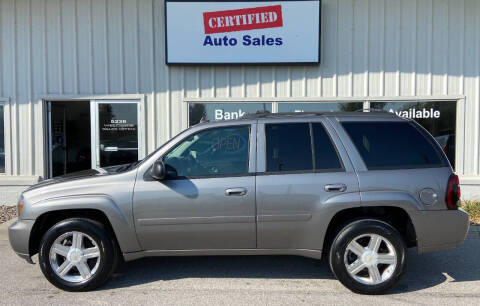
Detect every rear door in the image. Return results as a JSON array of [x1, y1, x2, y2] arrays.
[[255, 118, 360, 251]]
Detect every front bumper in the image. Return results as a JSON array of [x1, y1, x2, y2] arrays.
[[411, 208, 470, 253], [8, 219, 35, 264]]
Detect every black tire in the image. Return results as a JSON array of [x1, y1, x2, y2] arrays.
[[328, 219, 407, 295], [38, 218, 119, 291]]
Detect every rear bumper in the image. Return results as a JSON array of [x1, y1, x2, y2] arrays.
[[411, 208, 470, 253], [8, 219, 35, 264]]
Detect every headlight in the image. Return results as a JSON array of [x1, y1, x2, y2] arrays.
[[17, 197, 24, 216]]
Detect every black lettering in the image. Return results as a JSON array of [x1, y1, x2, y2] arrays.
[[275, 37, 283, 45], [203, 35, 213, 46], [213, 37, 222, 46], [243, 35, 252, 46]]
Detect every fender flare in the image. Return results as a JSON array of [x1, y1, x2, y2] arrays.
[[27, 194, 141, 253]]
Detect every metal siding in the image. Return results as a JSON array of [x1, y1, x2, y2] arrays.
[[0, 0, 478, 181]]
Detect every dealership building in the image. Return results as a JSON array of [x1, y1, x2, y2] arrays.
[[0, 0, 479, 204]]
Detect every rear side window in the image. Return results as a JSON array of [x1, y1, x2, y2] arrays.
[[312, 123, 343, 171], [265, 123, 344, 173], [266, 123, 313, 172], [342, 121, 447, 170]]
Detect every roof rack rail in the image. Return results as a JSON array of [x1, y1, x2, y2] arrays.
[[356, 108, 392, 113], [241, 109, 398, 120]]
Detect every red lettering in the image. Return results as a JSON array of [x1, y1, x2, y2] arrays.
[[203, 5, 283, 34]]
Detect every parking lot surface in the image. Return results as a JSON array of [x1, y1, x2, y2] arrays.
[[0, 225, 479, 305]]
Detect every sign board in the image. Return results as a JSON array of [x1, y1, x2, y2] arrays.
[[165, 0, 321, 64]]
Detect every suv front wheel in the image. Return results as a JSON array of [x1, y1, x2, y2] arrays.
[[38, 218, 118, 291], [329, 219, 407, 295]]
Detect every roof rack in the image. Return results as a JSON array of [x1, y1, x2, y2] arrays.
[[241, 111, 322, 119], [355, 108, 392, 113], [241, 109, 397, 120]]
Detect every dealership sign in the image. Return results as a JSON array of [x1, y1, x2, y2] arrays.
[[165, 0, 321, 64]]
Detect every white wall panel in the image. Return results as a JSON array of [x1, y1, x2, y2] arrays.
[[0, 0, 479, 185]]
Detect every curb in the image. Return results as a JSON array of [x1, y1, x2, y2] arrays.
[[0, 218, 17, 241]]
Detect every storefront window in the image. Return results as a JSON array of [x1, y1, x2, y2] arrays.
[[278, 102, 363, 113], [371, 101, 457, 168], [98, 103, 139, 168], [189, 103, 272, 126], [0, 104, 4, 173]]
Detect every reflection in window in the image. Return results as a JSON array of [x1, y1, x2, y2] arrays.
[[99, 103, 139, 167], [164, 126, 250, 177], [371, 101, 456, 168], [266, 123, 313, 172], [278, 102, 363, 113], [343, 121, 446, 170], [189, 103, 272, 126], [0, 104, 4, 173]]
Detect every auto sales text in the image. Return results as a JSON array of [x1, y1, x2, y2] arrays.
[[203, 34, 283, 47]]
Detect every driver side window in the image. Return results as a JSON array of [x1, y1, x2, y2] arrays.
[[163, 125, 250, 178]]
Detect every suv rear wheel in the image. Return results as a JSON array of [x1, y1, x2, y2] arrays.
[[329, 219, 407, 295], [38, 218, 118, 291]]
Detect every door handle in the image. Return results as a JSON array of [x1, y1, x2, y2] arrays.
[[225, 187, 247, 196], [324, 184, 347, 192]]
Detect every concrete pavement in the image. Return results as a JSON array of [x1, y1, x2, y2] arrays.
[[1, 220, 479, 305]]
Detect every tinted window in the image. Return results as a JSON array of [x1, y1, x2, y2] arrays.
[[342, 121, 446, 169], [371, 101, 456, 168], [312, 123, 343, 171], [266, 123, 313, 172], [164, 126, 250, 177], [278, 102, 363, 113], [189, 103, 272, 126]]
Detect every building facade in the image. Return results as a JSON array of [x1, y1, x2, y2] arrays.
[[0, 0, 479, 204]]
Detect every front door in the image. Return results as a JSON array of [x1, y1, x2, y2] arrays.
[[133, 124, 257, 251], [91, 101, 141, 169]]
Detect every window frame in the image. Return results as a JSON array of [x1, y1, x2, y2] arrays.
[[262, 121, 345, 175], [161, 124, 253, 180], [0, 100, 5, 174], [341, 120, 450, 171]]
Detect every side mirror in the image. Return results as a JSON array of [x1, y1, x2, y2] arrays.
[[150, 160, 166, 180]]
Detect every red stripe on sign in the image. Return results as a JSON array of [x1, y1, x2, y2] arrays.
[[203, 5, 283, 34]]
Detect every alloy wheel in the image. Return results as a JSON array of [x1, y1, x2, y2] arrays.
[[49, 231, 101, 283], [343, 233, 397, 285]]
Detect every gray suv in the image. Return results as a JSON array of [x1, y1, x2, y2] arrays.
[[9, 111, 469, 294]]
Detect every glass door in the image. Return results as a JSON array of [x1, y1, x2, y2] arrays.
[[91, 100, 141, 169], [48, 102, 67, 177]]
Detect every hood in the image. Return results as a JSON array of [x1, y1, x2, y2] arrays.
[[27, 164, 131, 191]]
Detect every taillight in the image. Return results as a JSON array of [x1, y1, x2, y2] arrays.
[[445, 174, 460, 209]]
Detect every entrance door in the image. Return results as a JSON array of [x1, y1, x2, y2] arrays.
[[91, 101, 141, 169], [47, 101, 92, 178], [49, 103, 67, 177]]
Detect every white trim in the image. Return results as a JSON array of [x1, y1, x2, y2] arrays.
[[459, 176, 480, 185], [183, 95, 466, 103], [37, 94, 145, 101], [0, 175, 39, 186]]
